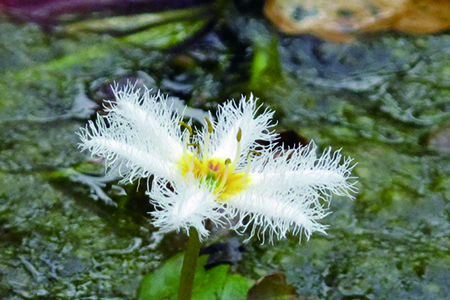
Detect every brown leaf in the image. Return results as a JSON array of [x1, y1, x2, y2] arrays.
[[247, 273, 312, 300]]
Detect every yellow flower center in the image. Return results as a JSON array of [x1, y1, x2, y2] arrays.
[[177, 119, 258, 201], [179, 153, 250, 200]]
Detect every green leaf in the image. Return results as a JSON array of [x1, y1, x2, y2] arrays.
[[62, 5, 213, 35], [119, 19, 208, 49], [221, 273, 255, 300], [137, 254, 254, 300], [137, 253, 184, 300]]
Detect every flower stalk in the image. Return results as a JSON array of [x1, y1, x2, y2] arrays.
[[178, 227, 201, 300]]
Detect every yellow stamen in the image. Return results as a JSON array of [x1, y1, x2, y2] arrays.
[[204, 117, 214, 134], [187, 143, 201, 173], [243, 150, 261, 181], [179, 121, 193, 153], [216, 159, 231, 193], [202, 117, 214, 166], [177, 126, 251, 201], [230, 127, 242, 172], [178, 153, 250, 200], [179, 121, 193, 136]]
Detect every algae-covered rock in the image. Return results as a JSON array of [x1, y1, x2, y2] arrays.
[[221, 3, 450, 299], [0, 15, 216, 299], [0, 171, 160, 299]]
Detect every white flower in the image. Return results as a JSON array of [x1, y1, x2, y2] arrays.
[[78, 83, 356, 242]]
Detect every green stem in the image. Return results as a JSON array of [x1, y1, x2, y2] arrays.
[[178, 227, 201, 300]]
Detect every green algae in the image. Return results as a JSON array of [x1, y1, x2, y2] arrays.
[[1, 3, 450, 300]]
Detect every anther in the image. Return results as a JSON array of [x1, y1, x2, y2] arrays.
[[204, 117, 214, 134], [248, 150, 261, 157], [187, 143, 201, 153], [243, 150, 260, 181], [230, 128, 242, 172], [202, 118, 214, 164], [180, 121, 193, 154], [179, 121, 193, 136]]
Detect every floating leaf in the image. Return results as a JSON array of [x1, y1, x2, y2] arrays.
[[137, 254, 254, 300], [247, 273, 308, 300]]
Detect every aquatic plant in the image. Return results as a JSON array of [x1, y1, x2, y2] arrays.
[[78, 83, 356, 300]]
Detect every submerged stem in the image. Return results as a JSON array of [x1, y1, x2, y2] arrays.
[[178, 227, 201, 300]]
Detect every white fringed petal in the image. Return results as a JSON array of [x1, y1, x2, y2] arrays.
[[148, 177, 225, 240], [206, 95, 277, 164], [78, 84, 186, 182], [104, 84, 184, 164], [78, 116, 178, 182], [250, 142, 357, 202], [226, 187, 329, 243]]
